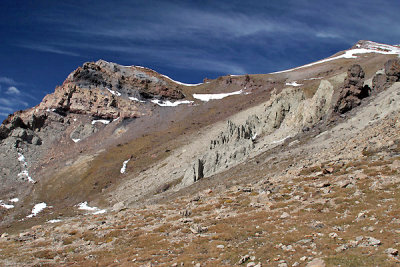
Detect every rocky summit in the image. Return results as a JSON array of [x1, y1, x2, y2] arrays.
[[1, 40, 400, 266]]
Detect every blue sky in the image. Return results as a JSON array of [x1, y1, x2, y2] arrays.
[[1, 0, 399, 122]]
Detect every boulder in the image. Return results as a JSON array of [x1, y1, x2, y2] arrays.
[[344, 64, 365, 87], [385, 58, 400, 82], [372, 73, 387, 92], [334, 64, 370, 113], [371, 59, 400, 93]]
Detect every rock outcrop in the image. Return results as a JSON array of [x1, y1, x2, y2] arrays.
[[67, 60, 185, 100], [334, 64, 369, 113], [182, 77, 337, 186], [372, 59, 400, 92], [182, 118, 257, 186], [36, 60, 187, 120], [39, 83, 142, 119], [385, 58, 400, 82], [0, 114, 44, 145]]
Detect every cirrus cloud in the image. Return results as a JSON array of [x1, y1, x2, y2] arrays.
[[6, 86, 21, 95]]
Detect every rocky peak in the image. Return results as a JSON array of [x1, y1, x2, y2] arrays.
[[33, 60, 188, 119], [64, 59, 185, 100]]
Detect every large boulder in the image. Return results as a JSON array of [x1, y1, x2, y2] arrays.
[[385, 58, 400, 82], [344, 64, 365, 87], [334, 64, 370, 114], [372, 73, 387, 92], [371, 59, 400, 93]]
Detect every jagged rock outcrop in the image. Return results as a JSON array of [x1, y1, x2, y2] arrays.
[[0, 114, 44, 145], [181, 76, 339, 187], [182, 118, 258, 186], [36, 60, 187, 120], [372, 59, 400, 92], [385, 59, 400, 82], [39, 84, 141, 119], [66, 60, 185, 100], [334, 64, 369, 113]]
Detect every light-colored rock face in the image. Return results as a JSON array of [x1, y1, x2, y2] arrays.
[[182, 119, 257, 186], [182, 77, 337, 186]]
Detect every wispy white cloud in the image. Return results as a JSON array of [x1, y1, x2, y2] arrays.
[[18, 44, 80, 57], [0, 77, 18, 85], [0, 106, 14, 113], [11, 0, 400, 78], [6, 86, 21, 95], [0, 97, 28, 108], [316, 32, 342, 39]]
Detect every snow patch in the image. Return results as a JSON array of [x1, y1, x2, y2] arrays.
[[18, 153, 26, 165], [107, 88, 122, 96], [161, 74, 202, 86], [120, 159, 130, 174], [77, 201, 106, 215], [93, 209, 106, 215], [150, 99, 193, 107], [92, 119, 111, 125], [0, 201, 14, 209], [17, 153, 35, 183], [10, 198, 19, 203], [271, 41, 400, 74], [48, 219, 62, 223], [129, 96, 146, 103], [193, 89, 243, 102], [27, 203, 47, 218], [72, 138, 80, 143], [285, 81, 303, 87]]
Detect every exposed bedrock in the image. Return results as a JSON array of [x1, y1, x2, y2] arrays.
[[372, 59, 400, 92], [182, 77, 336, 186], [334, 64, 370, 114]]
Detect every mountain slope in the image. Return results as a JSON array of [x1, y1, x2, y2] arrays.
[[1, 40, 400, 266]]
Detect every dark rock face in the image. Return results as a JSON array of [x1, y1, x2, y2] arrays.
[[0, 125, 11, 140], [27, 114, 47, 131], [372, 73, 387, 92], [385, 59, 400, 82], [335, 64, 370, 114], [372, 59, 400, 93]]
